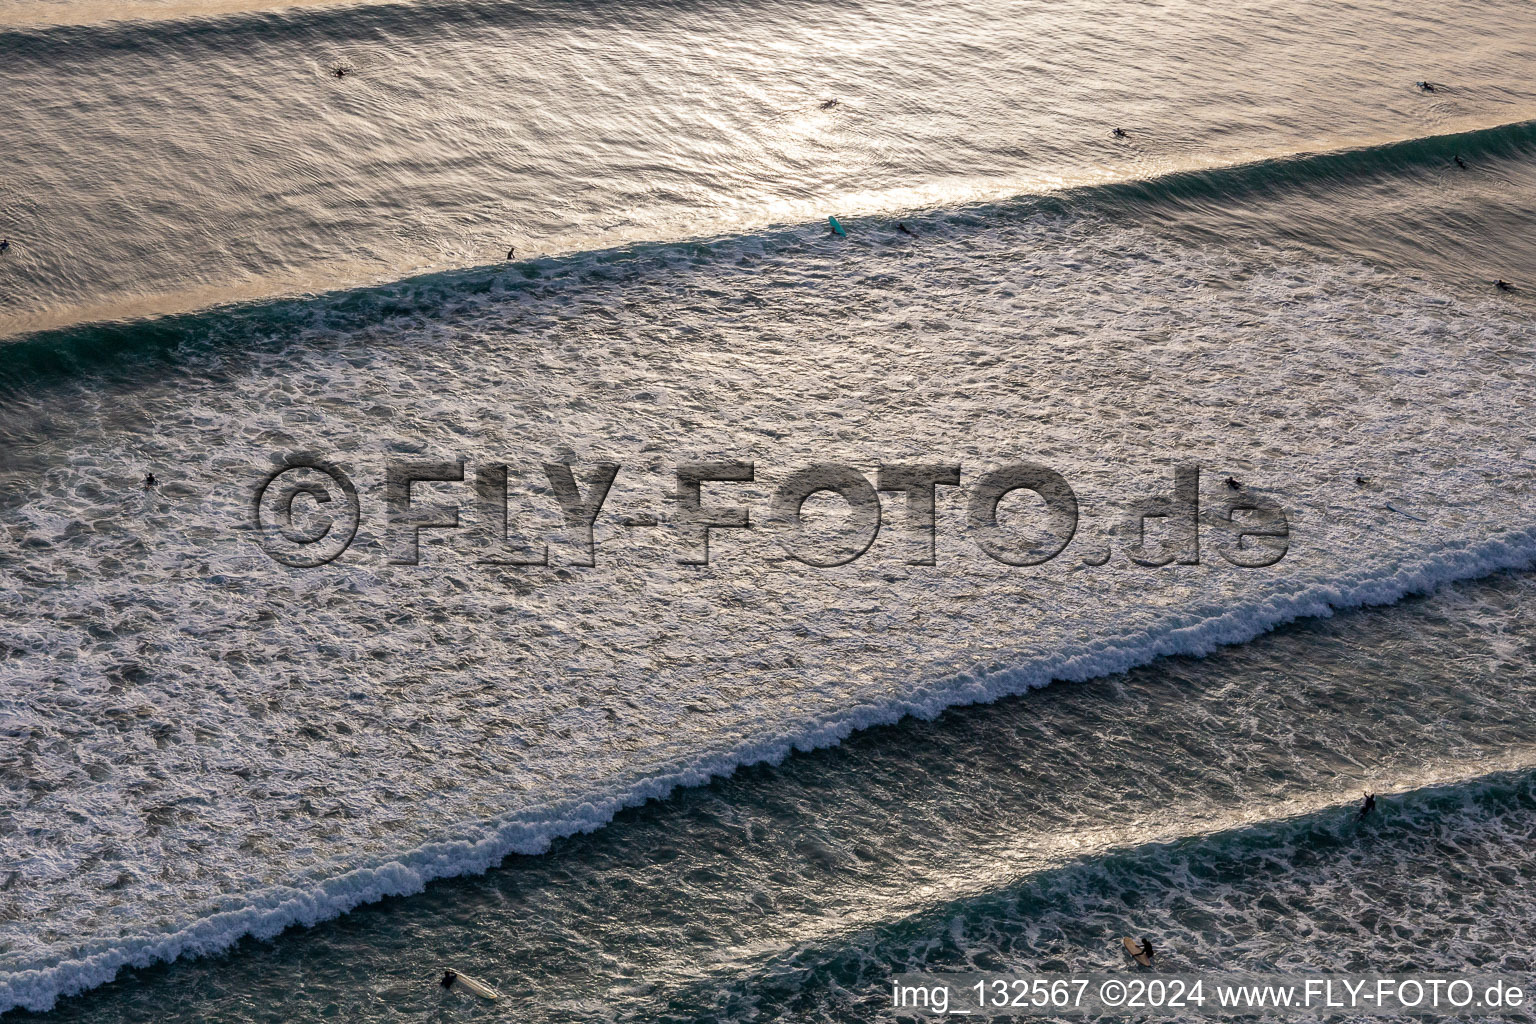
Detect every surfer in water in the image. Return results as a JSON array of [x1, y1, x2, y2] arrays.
[[897, 222, 916, 237], [1358, 792, 1376, 819], [820, 98, 840, 110], [1224, 476, 1242, 490], [1496, 279, 1515, 292], [506, 245, 516, 261], [1111, 127, 1129, 138], [1416, 81, 1436, 92], [440, 970, 458, 989], [143, 472, 158, 490], [1354, 475, 1370, 486], [0, 239, 9, 254], [1454, 154, 1468, 170], [1140, 938, 1156, 963]]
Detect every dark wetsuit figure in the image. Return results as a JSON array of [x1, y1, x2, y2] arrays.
[[1112, 127, 1129, 138], [1496, 279, 1515, 292], [143, 473, 157, 489], [1358, 792, 1377, 819], [897, 223, 916, 236]]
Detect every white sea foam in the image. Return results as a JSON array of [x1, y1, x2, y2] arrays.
[[2, 214, 1535, 1012]]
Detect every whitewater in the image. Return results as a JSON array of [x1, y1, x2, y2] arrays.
[[5, 0, 1536, 1018], [3, 203, 1536, 1012]]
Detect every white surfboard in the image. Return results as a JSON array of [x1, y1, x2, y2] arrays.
[[443, 969, 501, 1000], [1383, 503, 1427, 523]]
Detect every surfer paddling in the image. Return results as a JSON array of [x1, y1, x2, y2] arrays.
[[1111, 127, 1129, 138], [1496, 279, 1516, 292], [439, 968, 500, 1000]]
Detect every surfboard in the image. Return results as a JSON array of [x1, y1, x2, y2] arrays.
[[1383, 503, 1427, 523], [445, 970, 501, 1000], [828, 216, 846, 236], [1122, 937, 1152, 967]]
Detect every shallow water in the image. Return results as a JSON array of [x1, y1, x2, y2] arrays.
[[15, 570, 1536, 1022], [3, 0, 1536, 1018]]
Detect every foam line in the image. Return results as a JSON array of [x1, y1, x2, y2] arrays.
[[6, 527, 1536, 1014]]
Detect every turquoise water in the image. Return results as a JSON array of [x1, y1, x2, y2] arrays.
[[3, 0, 1536, 1019]]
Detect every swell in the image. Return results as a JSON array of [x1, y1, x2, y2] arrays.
[[0, 235, 749, 400], [7, 526, 1536, 1014], [4, 118, 1533, 400], [1, 0, 521, 63], [1052, 117, 1536, 216], [0, 0, 772, 61], [662, 765, 1536, 1016]]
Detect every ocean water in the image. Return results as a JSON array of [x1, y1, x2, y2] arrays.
[[2, 0, 1536, 1020]]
